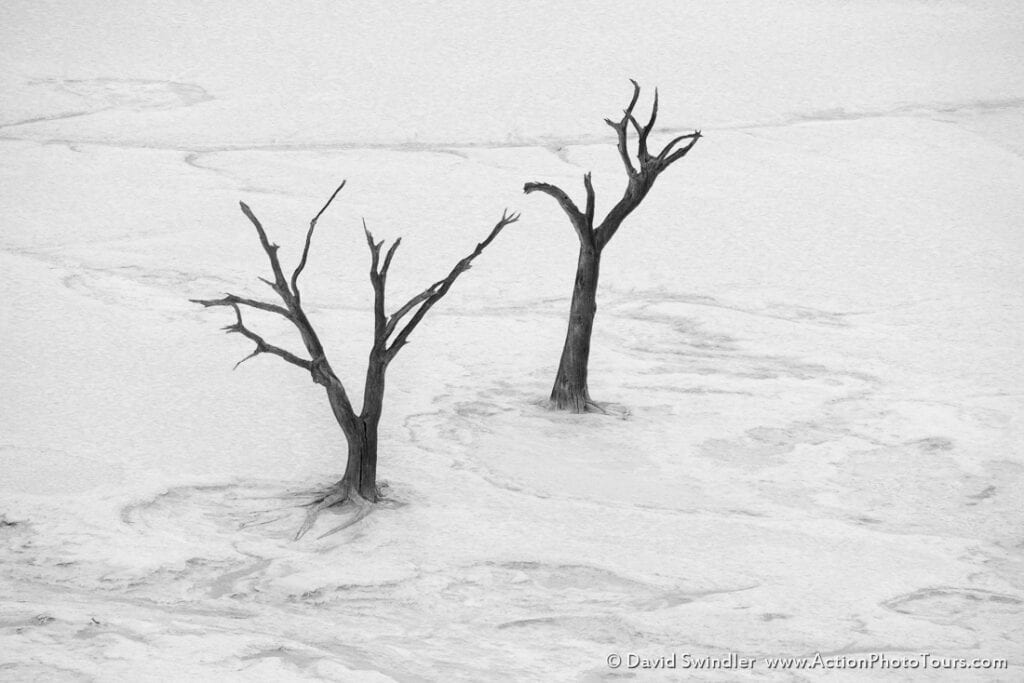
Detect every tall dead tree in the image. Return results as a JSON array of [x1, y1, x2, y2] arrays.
[[524, 81, 701, 412], [193, 182, 517, 536]]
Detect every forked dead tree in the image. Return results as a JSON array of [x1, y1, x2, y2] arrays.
[[524, 81, 701, 412], [193, 182, 517, 537]]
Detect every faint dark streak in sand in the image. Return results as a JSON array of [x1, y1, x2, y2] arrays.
[[0, 107, 115, 131], [4, 96, 1023, 155], [1, 78, 213, 131]]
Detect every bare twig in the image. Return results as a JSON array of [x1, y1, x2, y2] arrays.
[[220, 302, 312, 371], [190, 293, 291, 319], [384, 283, 438, 338], [603, 79, 643, 177], [659, 130, 703, 165], [583, 172, 595, 229], [292, 180, 346, 304], [380, 238, 401, 279], [385, 209, 519, 359], [239, 202, 290, 299], [364, 220, 388, 338]]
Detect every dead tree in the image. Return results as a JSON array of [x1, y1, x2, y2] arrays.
[[193, 182, 517, 537], [524, 81, 701, 412]]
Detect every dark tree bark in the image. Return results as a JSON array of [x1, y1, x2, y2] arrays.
[[524, 81, 701, 412], [550, 244, 600, 411], [193, 182, 517, 536]]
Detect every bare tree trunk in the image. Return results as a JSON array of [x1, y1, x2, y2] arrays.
[[551, 245, 601, 411], [337, 418, 378, 500], [325, 385, 363, 498], [326, 350, 386, 500], [352, 351, 386, 501], [356, 416, 379, 500]]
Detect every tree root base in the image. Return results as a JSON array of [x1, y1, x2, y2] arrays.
[[547, 396, 629, 418], [294, 482, 378, 541]]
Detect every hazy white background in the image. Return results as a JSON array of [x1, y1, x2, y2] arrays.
[[2, 1, 1023, 680]]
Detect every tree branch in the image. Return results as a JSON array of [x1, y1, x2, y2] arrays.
[[644, 88, 659, 139], [239, 201, 290, 301], [590, 83, 701, 250], [385, 209, 519, 359], [523, 181, 591, 244], [635, 87, 658, 162], [363, 220, 387, 339], [583, 172, 595, 229], [380, 238, 401, 279], [190, 293, 291, 319], [603, 79, 643, 178], [659, 130, 702, 165], [523, 182, 582, 222], [384, 281, 439, 339], [220, 302, 312, 371], [604, 118, 637, 177], [196, 187, 354, 419], [291, 180, 346, 305], [363, 220, 383, 269]]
